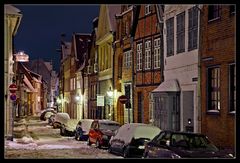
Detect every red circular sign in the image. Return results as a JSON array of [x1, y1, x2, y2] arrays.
[[119, 95, 128, 104], [9, 84, 17, 93]]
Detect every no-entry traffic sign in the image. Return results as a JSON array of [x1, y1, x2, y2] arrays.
[[9, 84, 17, 93], [119, 95, 128, 104]]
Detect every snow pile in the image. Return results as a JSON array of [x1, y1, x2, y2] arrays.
[[13, 125, 27, 132], [17, 136, 34, 144], [6, 140, 38, 149], [37, 144, 80, 149]]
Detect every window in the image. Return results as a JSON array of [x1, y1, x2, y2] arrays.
[[177, 12, 185, 53], [188, 7, 198, 51], [166, 17, 174, 57], [208, 5, 220, 21], [154, 38, 160, 69], [145, 5, 151, 15], [230, 5, 235, 15], [207, 67, 220, 111], [136, 43, 142, 71], [229, 64, 236, 113], [145, 40, 151, 70], [124, 50, 132, 68]]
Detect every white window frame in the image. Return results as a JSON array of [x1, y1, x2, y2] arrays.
[[145, 5, 151, 15], [154, 38, 160, 69], [137, 43, 142, 71], [145, 40, 151, 70], [124, 50, 132, 68]]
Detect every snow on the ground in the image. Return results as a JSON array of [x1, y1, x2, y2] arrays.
[[5, 137, 91, 150]]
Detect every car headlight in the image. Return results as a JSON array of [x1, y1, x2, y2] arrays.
[[102, 135, 108, 140], [171, 153, 181, 158]]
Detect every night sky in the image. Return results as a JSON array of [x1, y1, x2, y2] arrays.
[[13, 4, 100, 73]]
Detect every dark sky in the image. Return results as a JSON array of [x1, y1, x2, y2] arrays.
[[13, 4, 100, 73]]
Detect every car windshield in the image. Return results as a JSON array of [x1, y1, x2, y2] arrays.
[[171, 133, 219, 152], [99, 123, 120, 131]]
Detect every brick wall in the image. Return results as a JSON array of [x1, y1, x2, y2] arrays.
[[200, 5, 235, 150]]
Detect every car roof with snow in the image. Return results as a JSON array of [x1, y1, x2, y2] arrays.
[[110, 123, 161, 145], [54, 113, 70, 124]]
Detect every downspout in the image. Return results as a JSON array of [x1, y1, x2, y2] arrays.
[[130, 36, 134, 123], [196, 5, 202, 133], [111, 31, 115, 121]]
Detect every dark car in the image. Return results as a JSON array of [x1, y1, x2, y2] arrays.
[[75, 119, 94, 141], [39, 107, 57, 121], [143, 130, 234, 158], [108, 123, 161, 158], [88, 119, 120, 148]]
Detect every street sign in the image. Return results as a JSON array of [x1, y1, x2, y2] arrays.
[[9, 83, 17, 93], [97, 95, 104, 106], [119, 95, 128, 104], [10, 93, 17, 101]]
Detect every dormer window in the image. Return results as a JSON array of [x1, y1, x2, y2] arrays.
[[145, 5, 151, 15]]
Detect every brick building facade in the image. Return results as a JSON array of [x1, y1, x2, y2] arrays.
[[114, 5, 134, 125], [132, 5, 162, 123], [200, 5, 235, 151]]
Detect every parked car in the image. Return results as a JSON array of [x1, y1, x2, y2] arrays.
[[75, 119, 94, 141], [60, 119, 79, 136], [88, 119, 120, 148], [52, 112, 70, 129], [108, 123, 161, 158], [39, 107, 57, 121], [143, 130, 234, 158]]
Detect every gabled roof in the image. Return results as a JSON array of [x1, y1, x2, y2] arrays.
[[72, 33, 91, 70], [107, 5, 121, 32], [96, 5, 121, 41]]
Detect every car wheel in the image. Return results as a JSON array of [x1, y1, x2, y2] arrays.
[[60, 126, 66, 136], [75, 133, 79, 141], [108, 146, 112, 153], [87, 138, 92, 146], [123, 146, 129, 158], [96, 139, 101, 148]]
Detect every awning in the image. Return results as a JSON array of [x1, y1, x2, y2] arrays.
[[23, 75, 37, 92], [152, 79, 180, 93]]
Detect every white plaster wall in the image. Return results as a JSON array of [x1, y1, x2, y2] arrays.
[[163, 5, 200, 133]]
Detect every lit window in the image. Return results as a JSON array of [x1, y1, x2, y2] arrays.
[[207, 67, 220, 111]]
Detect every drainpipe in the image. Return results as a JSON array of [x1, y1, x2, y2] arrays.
[[130, 36, 135, 123], [112, 32, 116, 121], [195, 5, 203, 133]]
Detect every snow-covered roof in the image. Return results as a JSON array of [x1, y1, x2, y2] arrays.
[[152, 79, 180, 92]]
